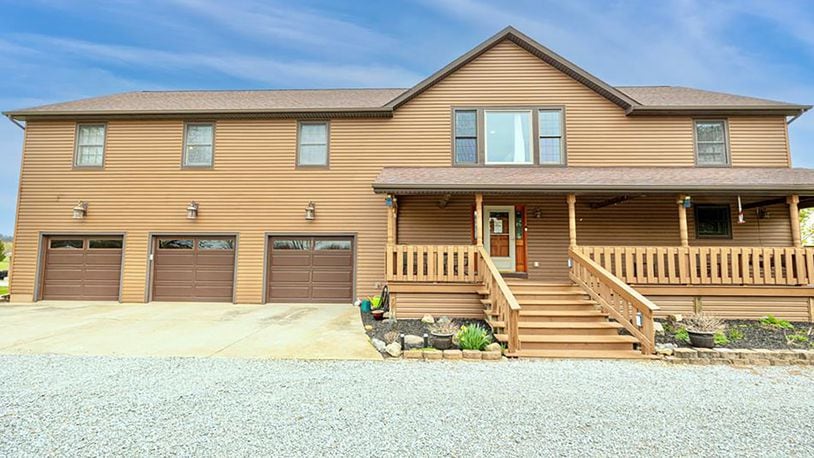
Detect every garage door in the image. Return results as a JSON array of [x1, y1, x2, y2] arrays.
[[267, 236, 354, 303], [152, 236, 235, 302], [42, 236, 123, 301]]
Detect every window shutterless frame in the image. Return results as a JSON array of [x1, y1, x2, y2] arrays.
[[73, 122, 107, 169], [296, 120, 330, 168], [694, 204, 733, 239], [693, 119, 730, 167], [450, 106, 567, 166], [182, 121, 216, 168]]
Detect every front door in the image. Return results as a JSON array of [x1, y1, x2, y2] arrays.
[[483, 205, 515, 272]]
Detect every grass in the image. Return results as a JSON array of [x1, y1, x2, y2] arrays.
[[0, 241, 11, 271], [0, 285, 7, 296]]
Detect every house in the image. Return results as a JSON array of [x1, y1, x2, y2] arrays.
[[5, 27, 814, 357]]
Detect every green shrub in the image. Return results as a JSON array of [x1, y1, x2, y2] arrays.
[[0, 240, 5, 264], [726, 327, 745, 342], [674, 327, 689, 343], [787, 332, 810, 346], [760, 315, 794, 330], [714, 330, 729, 346], [456, 324, 491, 350]]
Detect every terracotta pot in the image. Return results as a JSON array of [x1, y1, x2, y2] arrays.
[[688, 330, 715, 348], [371, 309, 385, 321], [431, 332, 454, 350]]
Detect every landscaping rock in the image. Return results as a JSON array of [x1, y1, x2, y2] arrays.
[[383, 330, 399, 345], [436, 316, 451, 325], [421, 314, 435, 324], [462, 350, 482, 360], [484, 342, 502, 352], [482, 350, 502, 361], [371, 338, 386, 353], [668, 314, 683, 322], [403, 349, 423, 359], [423, 350, 442, 360], [364, 325, 374, 332], [443, 349, 462, 360], [655, 346, 673, 356], [653, 322, 664, 334], [385, 342, 402, 357], [673, 348, 697, 359], [403, 334, 424, 350]]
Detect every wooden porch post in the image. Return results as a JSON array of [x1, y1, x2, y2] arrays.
[[677, 194, 689, 247], [788, 194, 802, 247], [567, 194, 577, 247], [386, 194, 398, 246], [475, 193, 484, 247]]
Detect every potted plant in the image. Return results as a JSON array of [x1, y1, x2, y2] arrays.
[[370, 296, 385, 320], [684, 314, 724, 348], [429, 319, 460, 350]]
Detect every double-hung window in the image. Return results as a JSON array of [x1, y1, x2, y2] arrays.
[[538, 109, 564, 165], [453, 110, 477, 164], [695, 120, 729, 166], [484, 110, 532, 164], [183, 123, 214, 167], [298, 122, 329, 166], [695, 204, 732, 238], [75, 124, 106, 167]]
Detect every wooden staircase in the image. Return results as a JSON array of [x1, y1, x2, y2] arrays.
[[483, 280, 646, 359]]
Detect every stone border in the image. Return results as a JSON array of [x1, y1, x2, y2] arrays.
[[401, 348, 504, 361], [661, 347, 814, 366]]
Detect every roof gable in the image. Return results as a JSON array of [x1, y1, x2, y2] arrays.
[[385, 26, 640, 110]]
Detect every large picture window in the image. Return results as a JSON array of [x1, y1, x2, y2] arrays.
[[484, 110, 532, 164]]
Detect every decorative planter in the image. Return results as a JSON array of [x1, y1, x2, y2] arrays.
[[430, 332, 455, 350], [688, 330, 715, 348], [371, 309, 385, 321]]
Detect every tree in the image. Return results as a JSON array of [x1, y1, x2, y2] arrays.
[[0, 240, 5, 264], [801, 208, 814, 247]]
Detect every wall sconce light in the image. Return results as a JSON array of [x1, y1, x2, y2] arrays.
[[72, 201, 88, 220], [186, 201, 199, 220], [385, 195, 397, 207], [682, 196, 693, 208], [305, 201, 316, 221]]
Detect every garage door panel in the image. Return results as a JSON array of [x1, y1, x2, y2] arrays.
[[151, 236, 235, 302], [154, 253, 195, 266], [196, 254, 235, 266], [85, 252, 123, 266], [193, 285, 233, 300], [42, 236, 123, 301], [153, 269, 195, 282], [83, 268, 121, 281], [46, 252, 85, 265], [268, 236, 353, 303], [194, 269, 234, 282], [44, 268, 84, 281], [83, 284, 121, 298]]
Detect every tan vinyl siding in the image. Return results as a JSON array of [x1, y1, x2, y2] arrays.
[[648, 295, 810, 322], [9, 39, 795, 303], [393, 292, 484, 319]]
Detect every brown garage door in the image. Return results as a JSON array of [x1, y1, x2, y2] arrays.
[[267, 236, 354, 303], [152, 236, 235, 302], [42, 236, 123, 301]]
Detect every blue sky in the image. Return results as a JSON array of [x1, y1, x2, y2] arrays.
[[1, 0, 813, 236]]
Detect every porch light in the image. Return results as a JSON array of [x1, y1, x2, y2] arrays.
[[305, 201, 316, 220], [186, 201, 199, 220], [72, 201, 88, 220], [385, 195, 397, 207], [682, 196, 692, 208]]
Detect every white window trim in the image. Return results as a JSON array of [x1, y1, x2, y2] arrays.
[[183, 122, 215, 168], [74, 123, 106, 168], [694, 119, 730, 167], [297, 121, 330, 167], [484, 109, 534, 165]]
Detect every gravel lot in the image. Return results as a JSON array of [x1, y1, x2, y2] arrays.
[[1, 355, 813, 457]]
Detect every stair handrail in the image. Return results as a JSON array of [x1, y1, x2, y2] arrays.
[[569, 246, 660, 354], [477, 246, 521, 353]]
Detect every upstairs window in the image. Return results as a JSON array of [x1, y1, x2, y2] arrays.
[[539, 109, 564, 165], [695, 120, 729, 166], [454, 110, 477, 164], [695, 204, 731, 238], [183, 123, 214, 167], [75, 124, 106, 167], [484, 110, 532, 164], [298, 122, 329, 166]]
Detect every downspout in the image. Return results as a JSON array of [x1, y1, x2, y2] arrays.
[[5, 114, 25, 130]]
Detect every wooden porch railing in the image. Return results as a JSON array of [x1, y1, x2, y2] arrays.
[[386, 244, 478, 283], [577, 246, 814, 287], [477, 246, 521, 353], [569, 247, 659, 355]]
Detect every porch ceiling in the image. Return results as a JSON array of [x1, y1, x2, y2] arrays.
[[372, 166, 814, 195]]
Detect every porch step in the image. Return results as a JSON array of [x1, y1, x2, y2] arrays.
[[516, 298, 596, 307], [508, 349, 649, 359], [517, 334, 638, 351], [519, 321, 622, 336], [518, 310, 608, 322]]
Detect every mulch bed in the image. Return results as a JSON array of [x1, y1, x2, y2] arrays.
[[360, 310, 492, 346], [657, 319, 814, 350]]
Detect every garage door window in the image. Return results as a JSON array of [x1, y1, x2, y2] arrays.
[[198, 239, 235, 250], [315, 240, 351, 250], [159, 239, 194, 249], [50, 239, 84, 249], [89, 239, 123, 249], [272, 239, 311, 250]]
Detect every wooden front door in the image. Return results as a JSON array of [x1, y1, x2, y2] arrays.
[[483, 205, 515, 271]]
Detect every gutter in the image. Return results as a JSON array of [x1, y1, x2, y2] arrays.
[[5, 114, 24, 130], [372, 183, 814, 195]]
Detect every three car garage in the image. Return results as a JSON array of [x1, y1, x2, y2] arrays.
[[38, 234, 355, 303]]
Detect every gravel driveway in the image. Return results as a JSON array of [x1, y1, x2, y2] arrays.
[[1, 355, 812, 456]]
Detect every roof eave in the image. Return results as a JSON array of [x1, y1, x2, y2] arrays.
[[626, 105, 812, 117], [3, 106, 394, 121], [372, 183, 814, 195]]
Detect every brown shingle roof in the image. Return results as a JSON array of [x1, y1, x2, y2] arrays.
[[372, 167, 814, 194], [617, 86, 797, 107]]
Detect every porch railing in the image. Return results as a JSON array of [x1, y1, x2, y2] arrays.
[[569, 247, 659, 355], [477, 246, 521, 353], [386, 244, 479, 283], [577, 246, 814, 287]]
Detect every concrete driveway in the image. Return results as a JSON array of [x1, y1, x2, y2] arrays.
[[0, 301, 381, 360]]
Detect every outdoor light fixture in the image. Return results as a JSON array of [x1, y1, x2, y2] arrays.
[[385, 195, 397, 207], [186, 201, 199, 220], [305, 201, 316, 220], [72, 201, 88, 220], [682, 196, 693, 208]]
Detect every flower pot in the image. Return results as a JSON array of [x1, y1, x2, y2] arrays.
[[430, 332, 454, 350], [360, 299, 371, 313], [371, 309, 385, 321], [688, 330, 715, 348]]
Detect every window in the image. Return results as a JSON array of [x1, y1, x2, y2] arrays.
[[183, 123, 214, 167], [159, 239, 194, 249], [485, 110, 532, 164], [539, 109, 564, 165], [298, 122, 328, 166], [89, 239, 123, 249], [75, 124, 106, 167], [315, 240, 351, 250], [272, 239, 311, 250], [454, 110, 477, 164], [695, 205, 731, 238], [695, 120, 728, 166], [198, 239, 234, 250], [50, 239, 84, 249]]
